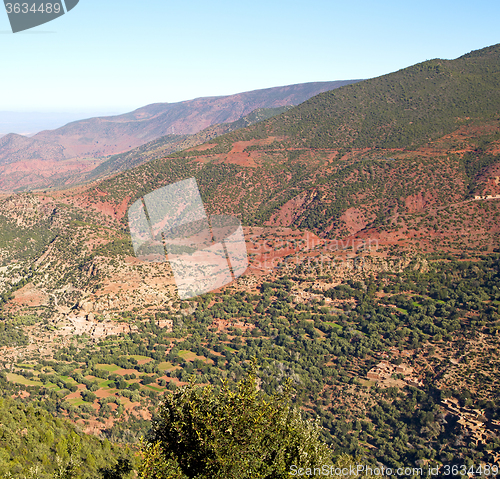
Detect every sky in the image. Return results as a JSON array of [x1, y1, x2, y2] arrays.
[[1, 0, 499, 120]]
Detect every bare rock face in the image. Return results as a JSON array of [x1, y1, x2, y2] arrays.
[[86, 312, 95, 322], [79, 300, 93, 313]]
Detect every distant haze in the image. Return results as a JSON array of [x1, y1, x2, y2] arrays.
[[0, 110, 126, 136]]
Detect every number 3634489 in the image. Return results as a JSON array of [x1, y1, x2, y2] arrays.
[[5, 3, 62, 14]]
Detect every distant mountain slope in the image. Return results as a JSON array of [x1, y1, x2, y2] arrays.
[[0, 81, 361, 192], [0, 107, 293, 192], [0, 133, 66, 164], [86, 105, 293, 181], [0, 110, 121, 136], [30, 80, 361, 159]]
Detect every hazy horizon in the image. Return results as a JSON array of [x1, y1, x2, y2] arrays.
[[0, 108, 130, 136]]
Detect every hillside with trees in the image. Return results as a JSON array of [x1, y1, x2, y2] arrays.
[[0, 44, 498, 477]]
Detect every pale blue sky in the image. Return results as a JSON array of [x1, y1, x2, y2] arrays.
[[1, 0, 499, 113]]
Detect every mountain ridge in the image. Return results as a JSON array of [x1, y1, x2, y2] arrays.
[[30, 80, 362, 158], [84, 105, 294, 182]]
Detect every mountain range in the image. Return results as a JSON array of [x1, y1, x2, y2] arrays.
[[0, 80, 360, 192], [85, 44, 500, 249]]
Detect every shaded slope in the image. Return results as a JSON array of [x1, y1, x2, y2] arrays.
[[191, 43, 500, 153], [0, 394, 132, 477]]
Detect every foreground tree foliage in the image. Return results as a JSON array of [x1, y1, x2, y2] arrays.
[[0, 397, 134, 478], [140, 364, 332, 478]]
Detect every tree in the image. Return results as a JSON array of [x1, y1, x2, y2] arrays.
[[99, 458, 134, 479], [139, 362, 332, 479]]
